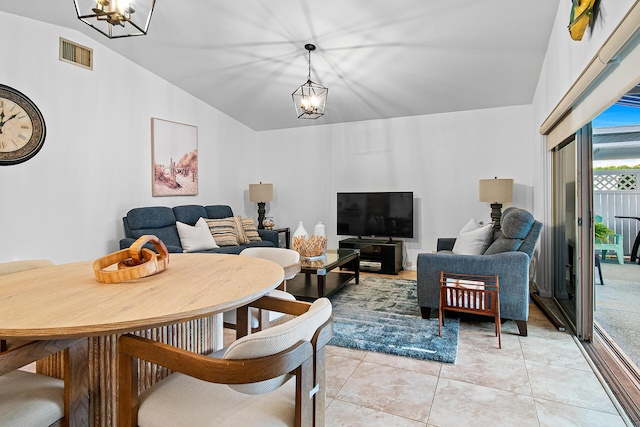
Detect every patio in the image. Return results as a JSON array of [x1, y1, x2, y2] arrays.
[[596, 257, 640, 370]]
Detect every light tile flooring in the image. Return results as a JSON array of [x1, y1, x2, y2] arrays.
[[269, 271, 630, 426]]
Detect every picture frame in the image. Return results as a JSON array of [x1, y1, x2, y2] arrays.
[[151, 118, 198, 196]]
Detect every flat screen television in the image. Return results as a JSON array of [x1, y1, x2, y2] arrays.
[[337, 191, 414, 239]]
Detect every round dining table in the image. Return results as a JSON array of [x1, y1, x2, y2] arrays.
[[0, 253, 284, 426]]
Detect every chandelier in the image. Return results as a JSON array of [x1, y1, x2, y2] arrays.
[[74, 0, 156, 39], [292, 44, 328, 119]]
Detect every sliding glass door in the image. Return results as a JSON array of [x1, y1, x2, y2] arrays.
[[552, 125, 594, 340]]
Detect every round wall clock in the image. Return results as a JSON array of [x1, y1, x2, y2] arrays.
[[0, 84, 46, 165]]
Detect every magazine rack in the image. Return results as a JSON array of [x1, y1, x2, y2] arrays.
[[439, 271, 501, 348]]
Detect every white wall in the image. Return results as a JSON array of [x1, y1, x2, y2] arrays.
[[0, 12, 256, 264], [530, 0, 638, 294], [256, 105, 535, 267]]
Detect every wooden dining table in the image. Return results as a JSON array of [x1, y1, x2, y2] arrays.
[[0, 253, 284, 426]]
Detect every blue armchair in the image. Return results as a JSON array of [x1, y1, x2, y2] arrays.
[[417, 208, 542, 336]]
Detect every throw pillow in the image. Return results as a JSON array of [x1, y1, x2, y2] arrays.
[[232, 216, 250, 245], [176, 218, 219, 252], [452, 219, 494, 255], [241, 217, 262, 242], [205, 217, 240, 246]]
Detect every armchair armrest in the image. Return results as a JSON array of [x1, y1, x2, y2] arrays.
[[437, 238, 456, 252], [258, 229, 279, 246], [417, 251, 531, 324]]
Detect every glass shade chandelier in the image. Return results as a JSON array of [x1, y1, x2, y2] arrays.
[[292, 44, 328, 119], [74, 0, 156, 39]]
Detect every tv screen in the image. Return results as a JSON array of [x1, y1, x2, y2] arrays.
[[337, 192, 414, 238]]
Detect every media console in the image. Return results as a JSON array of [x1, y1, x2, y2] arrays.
[[338, 237, 403, 274]]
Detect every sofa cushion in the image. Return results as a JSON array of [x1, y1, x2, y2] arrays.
[[501, 208, 535, 239], [127, 207, 176, 229], [452, 219, 493, 255], [131, 226, 182, 248], [483, 235, 524, 255], [205, 218, 240, 246], [173, 205, 208, 226], [176, 218, 219, 252], [205, 205, 234, 220]]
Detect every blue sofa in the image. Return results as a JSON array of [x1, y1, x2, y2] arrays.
[[119, 204, 278, 254], [416, 207, 542, 336]]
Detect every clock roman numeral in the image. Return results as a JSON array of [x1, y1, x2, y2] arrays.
[[18, 134, 27, 140], [21, 125, 30, 130], [17, 114, 26, 119]]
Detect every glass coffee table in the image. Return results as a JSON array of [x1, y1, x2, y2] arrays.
[[286, 248, 360, 300]]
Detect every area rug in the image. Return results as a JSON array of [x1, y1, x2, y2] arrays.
[[328, 276, 459, 363]]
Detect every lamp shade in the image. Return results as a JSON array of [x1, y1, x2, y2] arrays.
[[479, 178, 513, 203], [249, 183, 274, 202]]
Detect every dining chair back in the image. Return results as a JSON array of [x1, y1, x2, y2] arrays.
[[224, 248, 301, 331], [118, 296, 333, 427]]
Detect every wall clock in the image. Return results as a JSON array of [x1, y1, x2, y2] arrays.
[[0, 84, 46, 165]]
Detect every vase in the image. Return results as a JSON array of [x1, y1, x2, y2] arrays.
[[313, 221, 326, 238], [292, 221, 308, 251]]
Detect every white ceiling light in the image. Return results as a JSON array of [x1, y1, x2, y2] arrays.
[[292, 44, 328, 119], [74, 0, 156, 39]]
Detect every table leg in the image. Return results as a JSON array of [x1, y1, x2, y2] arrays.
[[213, 313, 223, 351], [66, 340, 89, 427], [355, 257, 360, 284], [318, 275, 326, 298]]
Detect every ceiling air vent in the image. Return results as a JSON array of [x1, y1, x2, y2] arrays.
[[59, 38, 93, 70]]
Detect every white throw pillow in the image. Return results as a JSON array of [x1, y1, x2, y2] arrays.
[[452, 219, 493, 255], [176, 217, 219, 252]]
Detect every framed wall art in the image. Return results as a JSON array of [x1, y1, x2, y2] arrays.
[[151, 118, 198, 196]]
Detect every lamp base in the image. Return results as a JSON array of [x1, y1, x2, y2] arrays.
[[490, 203, 503, 231], [257, 202, 266, 229]]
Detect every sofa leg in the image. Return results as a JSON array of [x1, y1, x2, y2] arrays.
[[420, 307, 432, 319], [515, 320, 528, 337]]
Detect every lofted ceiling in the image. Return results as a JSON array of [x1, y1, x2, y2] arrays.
[[1, 1, 561, 131]]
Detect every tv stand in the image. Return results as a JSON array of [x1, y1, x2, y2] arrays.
[[339, 237, 402, 274]]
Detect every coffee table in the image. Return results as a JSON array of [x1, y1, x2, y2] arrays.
[[286, 248, 360, 300]]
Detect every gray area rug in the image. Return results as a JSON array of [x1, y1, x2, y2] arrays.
[[328, 276, 459, 363]]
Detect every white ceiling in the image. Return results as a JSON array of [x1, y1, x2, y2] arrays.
[[1, 1, 561, 131]]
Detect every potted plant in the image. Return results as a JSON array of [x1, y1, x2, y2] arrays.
[[595, 222, 614, 244]]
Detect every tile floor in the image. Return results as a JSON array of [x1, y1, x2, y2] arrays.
[[322, 302, 629, 426], [222, 271, 631, 426]]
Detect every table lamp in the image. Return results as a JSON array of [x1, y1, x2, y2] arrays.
[[479, 177, 513, 231], [249, 183, 274, 229]]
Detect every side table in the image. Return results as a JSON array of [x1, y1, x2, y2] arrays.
[[272, 227, 291, 249]]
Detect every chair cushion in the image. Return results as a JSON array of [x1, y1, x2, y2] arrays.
[[484, 208, 535, 255], [224, 298, 332, 395], [0, 370, 64, 427], [138, 374, 296, 427], [500, 207, 535, 239]]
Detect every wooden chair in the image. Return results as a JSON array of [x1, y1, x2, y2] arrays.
[[0, 259, 89, 426], [223, 247, 301, 332], [118, 296, 333, 427], [439, 271, 501, 348]]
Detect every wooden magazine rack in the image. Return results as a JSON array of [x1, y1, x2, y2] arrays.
[[439, 271, 501, 348]]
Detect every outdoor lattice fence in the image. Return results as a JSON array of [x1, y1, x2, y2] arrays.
[[594, 169, 640, 257]]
